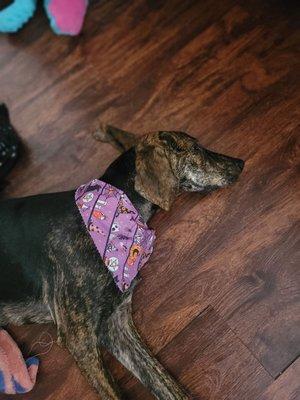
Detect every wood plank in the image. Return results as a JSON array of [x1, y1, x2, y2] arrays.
[[258, 358, 300, 400], [123, 306, 273, 400], [0, 0, 299, 398]]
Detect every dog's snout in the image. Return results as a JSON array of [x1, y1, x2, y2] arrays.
[[218, 156, 245, 186]]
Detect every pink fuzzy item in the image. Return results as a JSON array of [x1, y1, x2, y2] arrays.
[[47, 0, 88, 35], [0, 329, 39, 394]]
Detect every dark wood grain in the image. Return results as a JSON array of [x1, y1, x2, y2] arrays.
[[123, 306, 273, 400], [0, 0, 299, 399], [258, 358, 300, 400]]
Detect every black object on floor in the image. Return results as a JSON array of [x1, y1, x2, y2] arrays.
[[0, 104, 21, 185]]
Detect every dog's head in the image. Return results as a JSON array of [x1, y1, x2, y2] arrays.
[[135, 131, 244, 210]]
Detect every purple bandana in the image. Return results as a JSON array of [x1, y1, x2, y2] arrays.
[[75, 179, 155, 291]]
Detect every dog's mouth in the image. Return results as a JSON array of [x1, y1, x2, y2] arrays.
[[180, 172, 243, 192], [180, 180, 220, 193]]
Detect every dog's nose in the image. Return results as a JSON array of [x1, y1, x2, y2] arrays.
[[235, 158, 244, 172]]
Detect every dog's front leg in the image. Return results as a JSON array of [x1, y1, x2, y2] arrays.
[[100, 296, 189, 400], [64, 331, 122, 400], [52, 305, 122, 400]]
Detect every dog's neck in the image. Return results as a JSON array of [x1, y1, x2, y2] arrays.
[[101, 148, 158, 222]]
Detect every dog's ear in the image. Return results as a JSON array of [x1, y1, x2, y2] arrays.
[[135, 139, 178, 210], [93, 123, 137, 153]]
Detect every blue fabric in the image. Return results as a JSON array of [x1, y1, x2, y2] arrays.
[[25, 356, 39, 367], [43, 0, 59, 33], [0, 0, 37, 33], [12, 377, 27, 394], [44, 0, 64, 35], [0, 371, 5, 393]]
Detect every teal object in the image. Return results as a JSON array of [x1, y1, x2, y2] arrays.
[[0, 0, 37, 33]]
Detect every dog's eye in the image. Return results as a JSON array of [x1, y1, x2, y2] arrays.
[[192, 141, 204, 153], [159, 132, 184, 153]]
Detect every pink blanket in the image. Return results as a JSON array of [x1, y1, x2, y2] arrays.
[[0, 329, 38, 394]]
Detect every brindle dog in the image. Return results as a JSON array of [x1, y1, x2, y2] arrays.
[[0, 115, 244, 399]]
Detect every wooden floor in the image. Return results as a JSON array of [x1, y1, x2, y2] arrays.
[[1, 0, 299, 399]]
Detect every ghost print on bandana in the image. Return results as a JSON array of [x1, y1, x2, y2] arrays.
[[75, 179, 155, 291]]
